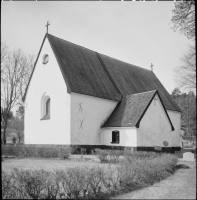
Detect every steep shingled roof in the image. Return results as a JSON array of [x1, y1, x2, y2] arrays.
[[23, 33, 181, 113], [99, 54, 181, 112], [48, 34, 121, 101], [103, 90, 174, 131]]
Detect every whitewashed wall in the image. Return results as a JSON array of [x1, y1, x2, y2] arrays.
[[24, 38, 70, 145], [70, 93, 118, 145], [137, 94, 173, 147], [102, 127, 137, 147], [167, 110, 181, 147]]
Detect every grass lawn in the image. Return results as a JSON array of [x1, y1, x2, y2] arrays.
[[2, 155, 117, 173]]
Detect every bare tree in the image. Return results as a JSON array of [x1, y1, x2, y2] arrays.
[[16, 105, 25, 120], [8, 116, 24, 144], [1, 40, 9, 81], [171, 0, 195, 40], [1, 49, 34, 144], [174, 45, 196, 90], [171, 89, 196, 136], [1, 41, 8, 64]]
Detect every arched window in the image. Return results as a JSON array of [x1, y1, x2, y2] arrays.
[[46, 98, 50, 116], [41, 93, 50, 120]]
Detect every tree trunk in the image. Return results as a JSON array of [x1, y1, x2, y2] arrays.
[[3, 128, 6, 144], [18, 133, 21, 144], [2, 122, 7, 145]]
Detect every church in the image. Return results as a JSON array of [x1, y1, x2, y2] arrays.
[[23, 33, 182, 152]]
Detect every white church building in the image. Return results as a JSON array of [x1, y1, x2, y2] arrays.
[[23, 33, 182, 153]]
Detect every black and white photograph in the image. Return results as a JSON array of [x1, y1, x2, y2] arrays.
[[1, 0, 196, 199]]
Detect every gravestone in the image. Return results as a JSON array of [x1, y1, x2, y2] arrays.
[[183, 152, 195, 161]]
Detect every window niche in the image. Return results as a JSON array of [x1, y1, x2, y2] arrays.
[[41, 93, 50, 120], [111, 130, 119, 144], [42, 54, 49, 65]]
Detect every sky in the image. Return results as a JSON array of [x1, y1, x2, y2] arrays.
[[1, 1, 193, 95]]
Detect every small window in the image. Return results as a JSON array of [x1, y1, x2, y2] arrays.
[[46, 98, 50, 116], [41, 94, 50, 120], [111, 130, 119, 144], [42, 54, 49, 64]]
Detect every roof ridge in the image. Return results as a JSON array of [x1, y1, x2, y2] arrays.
[[47, 33, 151, 72]]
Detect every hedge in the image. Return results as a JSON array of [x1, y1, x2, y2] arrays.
[[2, 152, 178, 199], [1, 145, 70, 159]]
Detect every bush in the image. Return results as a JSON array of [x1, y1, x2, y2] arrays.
[[95, 149, 122, 163], [57, 167, 86, 199], [1, 145, 25, 157], [2, 172, 16, 199], [118, 153, 178, 189], [2, 166, 106, 199], [11, 168, 49, 199], [124, 150, 160, 163], [86, 166, 105, 196], [109, 150, 122, 163], [102, 165, 121, 192], [182, 139, 196, 148], [1, 145, 70, 159], [1, 151, 178, 199], [95, 149, 109, 163]]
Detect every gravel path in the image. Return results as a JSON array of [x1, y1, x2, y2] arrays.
[[112, 161, 196, 199]]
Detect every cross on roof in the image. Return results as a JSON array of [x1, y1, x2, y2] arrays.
[[46, 21, 50, 33], [150, 63, 154, 71]]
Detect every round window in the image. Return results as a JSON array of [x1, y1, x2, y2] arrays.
[[42, 54, 49, 64]]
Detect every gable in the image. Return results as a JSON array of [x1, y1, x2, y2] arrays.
[[24, 37, 71, 144], [103, 90, 174, 131]]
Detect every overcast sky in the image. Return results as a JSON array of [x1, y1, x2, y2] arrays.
[[1, 1, 193, 94]]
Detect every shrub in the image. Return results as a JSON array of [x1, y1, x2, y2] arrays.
[[70, 145, 80, 154], [57, 167, 85, 199], [42, 170, 62, 199], [1, 145, 70, 159], [1, 145, 25, 157], [37, 147, 59, 158], [11, 168, 49, 199], [59, 147, 70, 159], [102, 165, 121, 192], [2, 172, 15, 199], [86, 166, 105, 196], [95, 149, 109, 163], [109, 150, 122, 163], [124, 150, 160, 163], [1, 152, 178, 199], [23, 146, 38, 158], [117, 159, 146, 190], [95, 149, 123, 163], [182, 139, 196, 148], [119, 153, 178, 188]]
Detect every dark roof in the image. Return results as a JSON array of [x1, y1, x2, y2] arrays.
[[23, 33, 181, 113], [99, 54, 181, 112], [103, 90, 174, 131], [48, 34, 121, 101]]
